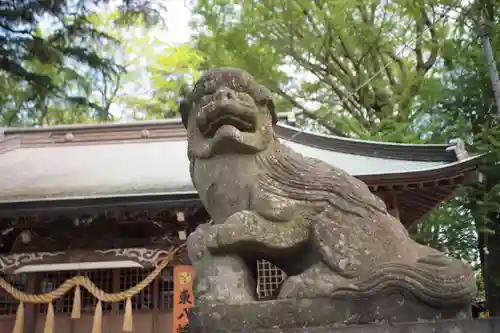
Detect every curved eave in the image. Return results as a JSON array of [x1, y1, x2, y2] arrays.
[[358, 155, 483, 186], [0, 151, 481, 205], [397, 185, 461, 228], [0, 156, 482, 224]]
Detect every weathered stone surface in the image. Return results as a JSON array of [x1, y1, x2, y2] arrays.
[[188, 297, 471, 333], [189, 317, 499, 333], [187, 222, 257, 305], [180, 67, 477, 324]]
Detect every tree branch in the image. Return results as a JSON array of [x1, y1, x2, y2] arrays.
[[415, 6, 440, 73], [272, 86, 343, 135]]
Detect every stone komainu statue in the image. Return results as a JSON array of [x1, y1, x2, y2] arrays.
[[179, 67, 476, 320]]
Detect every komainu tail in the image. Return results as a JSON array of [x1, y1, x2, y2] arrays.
[[331, 253, 477, 308]]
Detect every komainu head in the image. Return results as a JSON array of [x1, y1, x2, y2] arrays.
[[179, 67, 278, 158]]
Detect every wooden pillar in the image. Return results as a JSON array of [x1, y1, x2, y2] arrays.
[[152, 277, 160, 333], [386, 192, 400, 220], [24, 273, 38, 333]]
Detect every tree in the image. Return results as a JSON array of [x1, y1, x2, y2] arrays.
[[411, 196, 479, 265], [0, 0, 165, 124], [416, 1, 500, 314], [86, 11, 204, 120], [191, 0, 469, 141], [0, 28, 93, 126]]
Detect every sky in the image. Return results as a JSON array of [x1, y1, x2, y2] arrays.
[[160, 1, 193, 45]]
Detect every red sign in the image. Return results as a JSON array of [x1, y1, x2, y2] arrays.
[[172, 266, 194, 333]]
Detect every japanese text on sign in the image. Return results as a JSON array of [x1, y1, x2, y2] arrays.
[[173, 266, 194, 333]]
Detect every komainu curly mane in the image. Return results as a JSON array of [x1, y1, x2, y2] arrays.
[[256, 140, 386, 217]]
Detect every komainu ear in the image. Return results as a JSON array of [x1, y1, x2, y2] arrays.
[[179, 99, 191, 129], [179, 84, 193, 129], [267, 97, 278, 125], [254, 84, 278, 124]]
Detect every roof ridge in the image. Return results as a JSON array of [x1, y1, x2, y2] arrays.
[[276, 125, 461, 162], [2, 118, 184, 134], [2, 112, 296, 134], [278, 123, 452, 148], [1, 113, 466, 162]]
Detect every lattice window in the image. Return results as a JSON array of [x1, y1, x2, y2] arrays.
[[39, 270, 113, 314], [39, 271, 74, 314], [0, 274, 26, 315], [118, 268, 153, 311], [256, 260, 286, 299], [81, 270, 113, 312], [35, 267, 173, 314], [158, 268, 174, 310]]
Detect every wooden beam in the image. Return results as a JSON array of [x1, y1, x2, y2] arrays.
[[176, 211, 185, 223], [176, 211, 187, 241], [0, 247, 172, 274], [14, 260, 144, 274], [178, 230, 187, 241]]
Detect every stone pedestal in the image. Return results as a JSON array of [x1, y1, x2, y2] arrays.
[[188, 296, 471, 333], [189, 316, 495, 333]]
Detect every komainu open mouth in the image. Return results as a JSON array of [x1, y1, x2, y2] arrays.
[[199, 102, 257, 138]]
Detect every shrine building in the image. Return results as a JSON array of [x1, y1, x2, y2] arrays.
[[0, 114, 482, 333]]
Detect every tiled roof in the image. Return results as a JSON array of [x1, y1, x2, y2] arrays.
[[0, 117, 481, 225], [0, 137, 481, 202]]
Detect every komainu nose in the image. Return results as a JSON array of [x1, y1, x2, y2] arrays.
[[213, 87, 237, 101]]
